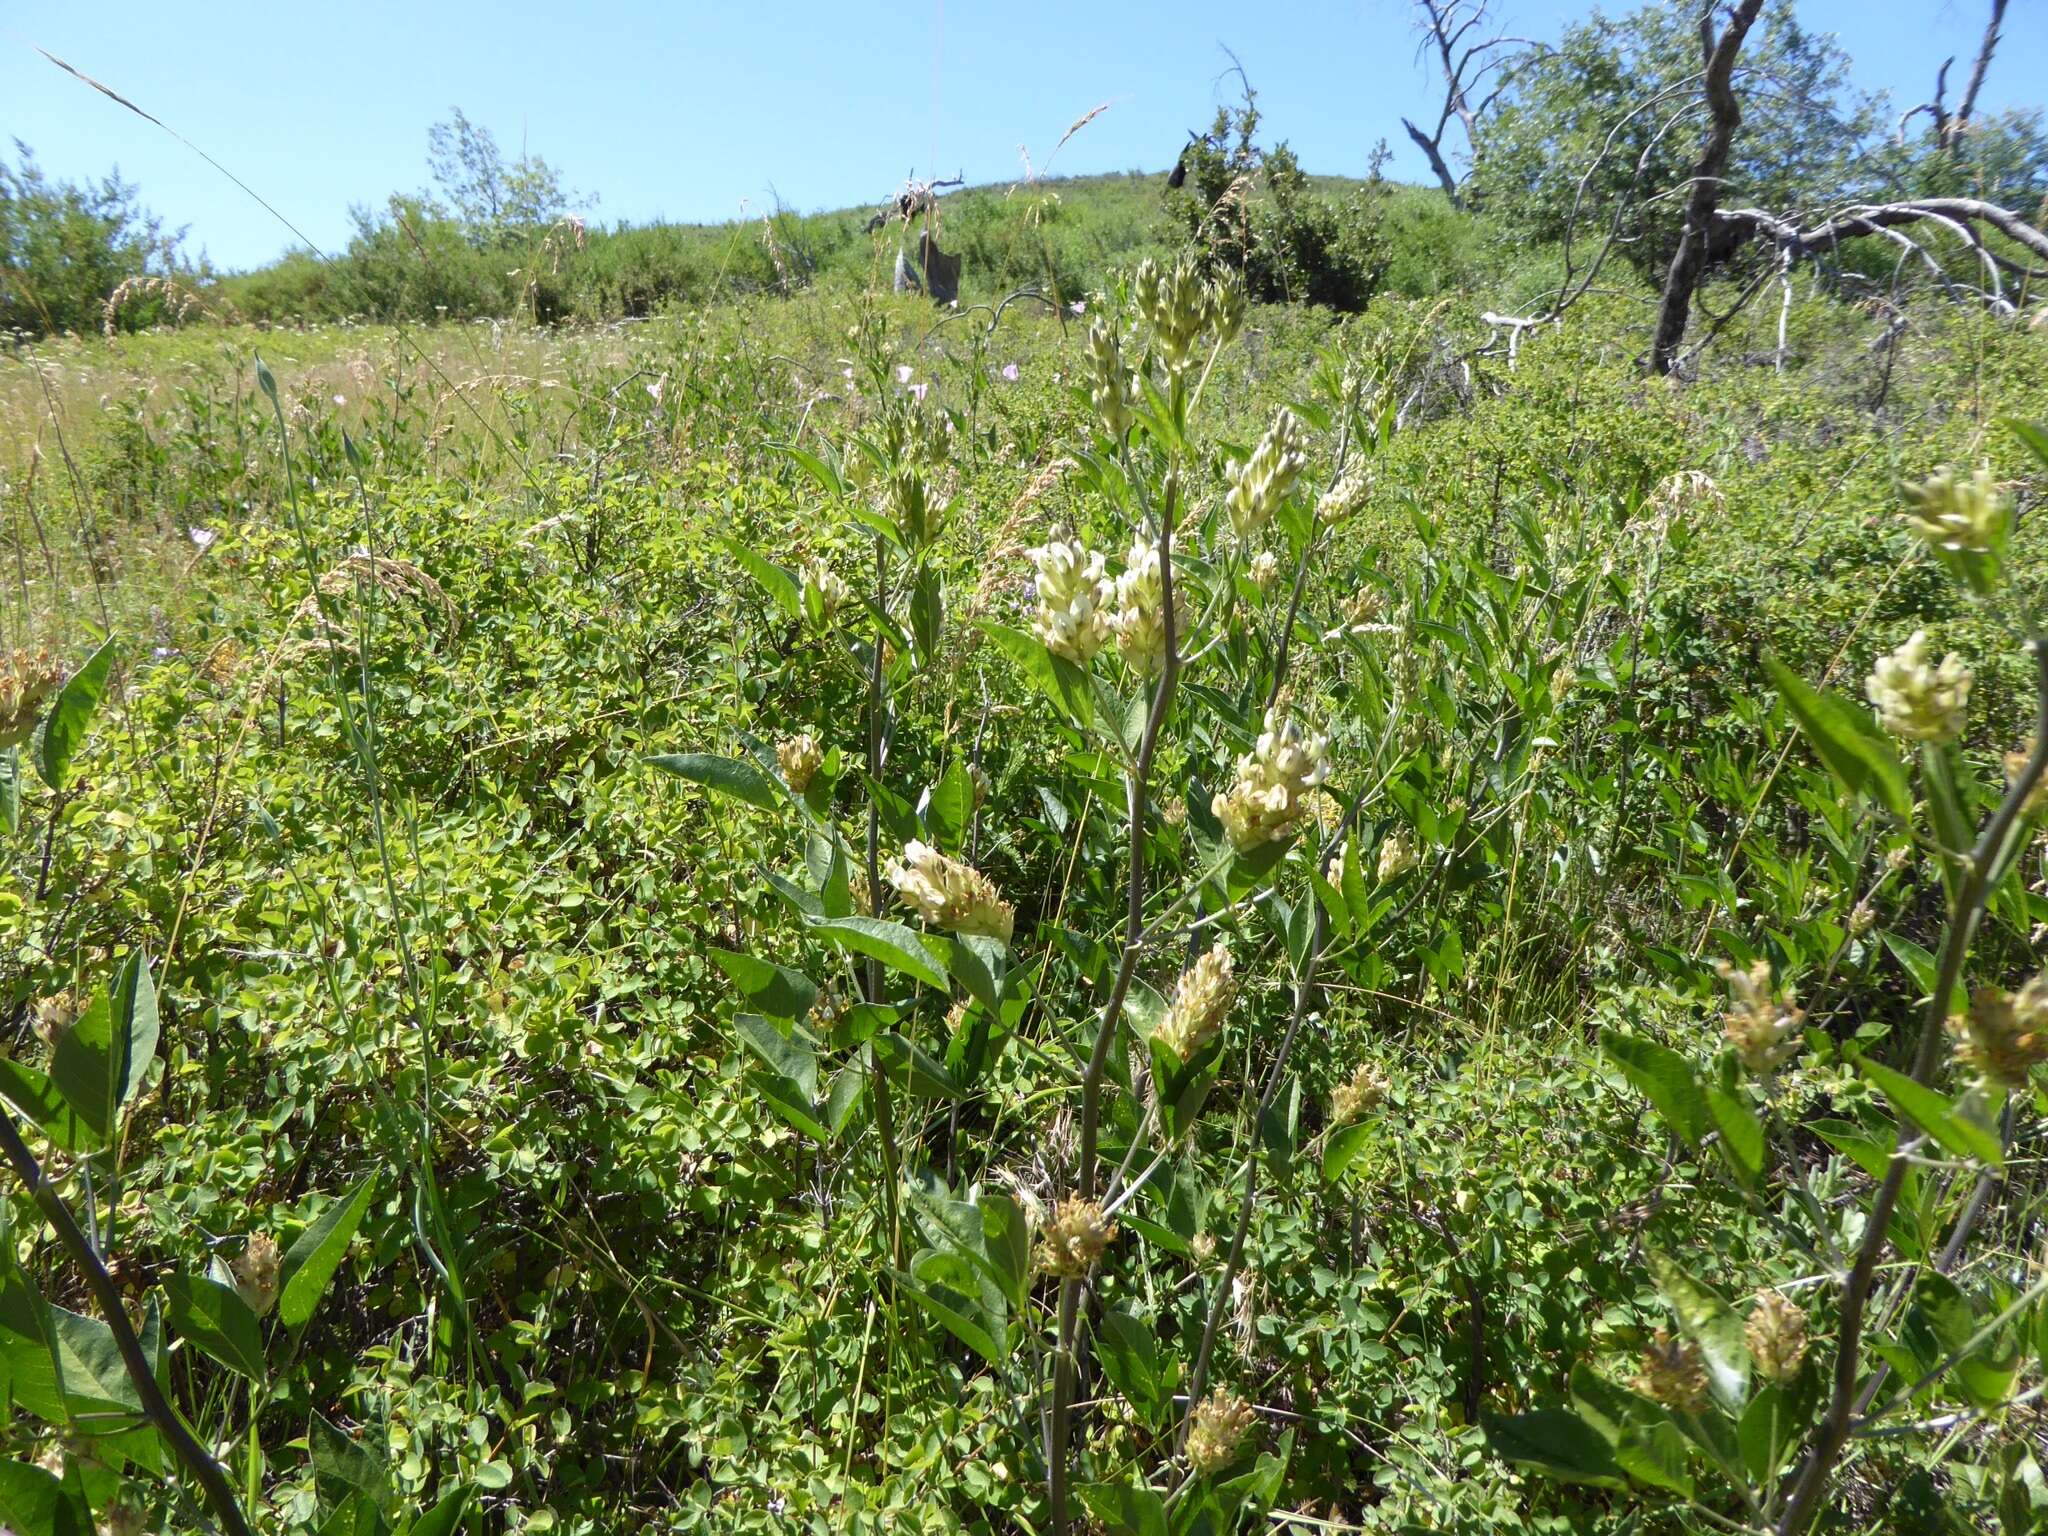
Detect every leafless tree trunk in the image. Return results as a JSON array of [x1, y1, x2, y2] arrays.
[[1898, 0, 2007, 150], [1648, 0, 1768, 376], [1401, 0, 1545, 209]]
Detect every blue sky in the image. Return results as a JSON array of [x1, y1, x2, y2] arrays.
[[3, 0, 2042, 272]]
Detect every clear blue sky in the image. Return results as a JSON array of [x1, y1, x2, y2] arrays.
[[3, 0, 2042, 273]]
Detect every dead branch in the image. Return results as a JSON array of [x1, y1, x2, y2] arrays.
[[1649, 0, 1767, 375], [1403, 0, 1547, 208]]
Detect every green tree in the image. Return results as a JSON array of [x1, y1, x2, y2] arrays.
[[1470, 2, 1881, 283], [424, 108, 586, 244], [0, 141, 185, 337], [1161, 82, 1391, 312]]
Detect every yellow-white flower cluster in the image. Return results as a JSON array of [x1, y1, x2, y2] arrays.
[[0, 648, 65, 750], [1224, 409, 1309, 541], [1865, 631, 1971, 743], [1211, 709, 1330, 851], [1746, 1290, 1808, 1385], [886, 840, 1015, 942], [1316, 463, 1371, 525], [1108, 531, 1187, 678], [1950, 974, 2048, 1088], [1376, 829, 1419, 883], [1249, 551, 1280, 592], [801, 561, 849, 624], [235, 1233, 282, 1317], [1154, 944, 1236, 1064], [1329, 1063, 1387, 1125], [1718, 959, 1805, 1075], [776, 734, 823, 792], [1039, 1196, 1117, 1277], [1901, 465, 2009, 555], [1028, 535, 1113, 665], [1133, 255, 1210, 376], [1085, 319, 1137, 438], [1185, 1390, 1258, 1474]]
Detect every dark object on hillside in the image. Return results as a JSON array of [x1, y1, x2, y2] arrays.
[[1165, 130, 1200, 189], [894, 232, 961, 303]]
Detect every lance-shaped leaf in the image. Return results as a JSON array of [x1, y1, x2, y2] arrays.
[[645, 752, 779, 810]]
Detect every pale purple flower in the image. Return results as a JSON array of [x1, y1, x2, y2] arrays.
[[1000, 363, 1020, 382], [188, 527, 218, 551], [1069, 300, 1086, 316], [909, 382, 930, 402], [646, 374, 666, 407], [332, 394, 347, 407], [896, 365, 914, 385], [842, 366, 855, 383]]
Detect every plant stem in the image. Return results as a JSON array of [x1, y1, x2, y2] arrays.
[[0, 1106, 253, 1536], [1776, 636, 2048, 1534], [1049, 470, 1182, 1536]]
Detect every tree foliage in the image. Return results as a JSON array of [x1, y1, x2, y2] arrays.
[[0, 142, 187, 337]]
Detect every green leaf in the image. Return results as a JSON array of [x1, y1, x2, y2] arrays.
[[872, 1032, 961, 1099], [2004, 417, 2048, 472], [895, 1268, 1005, 1365], [279, 1176, 377, 1330], [1706, 1085, 1766, 1186], [162, 1274, 266, 1381], [310, 1412, 389, 1519], [772, 440, 846, 499], [1322, 1120, 1374, 1185], [721, 538, 800, 621], [921, 760, 975, 853], [708, 948, 817, 1021], [1764, 656, 1910, 821], [0, 1060, 93, 1152], [1481, 1409, 1626, 1487], [1857, 1054, 2002, 1167], [1076, 1480, 1168, 1536], [805, 915, 947, 989], [0, 1460, 89, 1536], [645, 752, 779, 810], [1570, 1365, 1694, 1495], [1096, 1309, 1169, 1426], [1600, 1029, 1708, 1148], [400, 1486, 473, 1536], [0, 749, 19, 834], [733, 1012, 827, 1140], [44, 1306, 144, 1419], [979, 621, 1094, 726], [34, 638, 115, 794], [1646, 1247, 1751, 1408], [946, 933, 1007, 1016], [49, 954, 157, 1148]]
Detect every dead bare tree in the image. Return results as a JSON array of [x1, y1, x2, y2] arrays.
[[1400, 0, 1545, 209], [1899, 0, 2008, 151], [1648, 0, 1768, 375]]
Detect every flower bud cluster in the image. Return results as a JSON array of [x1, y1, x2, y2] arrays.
[[1039, 1196, 1117, 1277], [1154, 945, 1236, 1064], [1224, 409, 1310, 541], [1901, 465, 2009, 555], [0, 648, 65, 750], [1949, 974, 2048, 1088], [886, 840, 1015, 942], [1108, 530, 1187, 678], [1028, 535, 1114, 664], [1717, 959, 1805, 1074], [1211, 708, 1330, 851], [1865, 631, 1970, 743]]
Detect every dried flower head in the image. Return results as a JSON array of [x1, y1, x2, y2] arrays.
[[1108, 530, 1188, 678], [1718, 959, 1805, 1074], [777, 734, 824, 793], [1901, 465, 2009, 556], [0, 648, 67, 750], [1039, 1196, 1116, 1277], [1376, 829, 1419, 884], [1745, 1290, 1809, 1385], [1949, 975, 2048, 1088], [1646, 469, 1724, 523], [1028, 534, 1114, 665], [1329, 1063, 1387, 1126], [1633, 1329, 1710, 1412], [802, 561, 849, 624], [2004, 747, 2048, 818], [96, 1498, 146, 1536], [234, 1233, 282, 1317], [1211, 709, 1330, 851], [1154, 944, 1236, 1064], [886, 840, 1014, 942], [1084, 319, 1137, 438], [33, 990, 83, 1050], [1865, 631, 1970, 744], [1225, 409, 1309, 541], [200, 638, 243, 688], [1185, 1390, 1258, 1474]]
